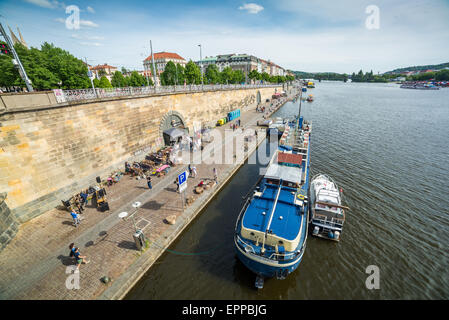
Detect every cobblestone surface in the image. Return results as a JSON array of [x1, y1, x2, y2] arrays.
[[0, 90, 298, 300]]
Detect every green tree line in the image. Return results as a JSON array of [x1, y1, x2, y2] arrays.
[[0, 41, 91, 91], [406, 69, 449, 81], [160, 61, 295, 85]]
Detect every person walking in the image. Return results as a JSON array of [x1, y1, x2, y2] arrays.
[[192, 166, 197, 178], [213, 167, 218, 183], [70, 210, 81, 227], [147, 175, 152, 190]]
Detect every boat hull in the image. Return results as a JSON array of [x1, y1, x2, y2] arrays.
[[234, 238, 305, 279]]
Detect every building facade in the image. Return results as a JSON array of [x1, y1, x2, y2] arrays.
[[89, 63, 117, 81], [143, 52, 187, 86]]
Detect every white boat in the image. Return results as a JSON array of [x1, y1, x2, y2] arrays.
[[310, 174, 347, 241]]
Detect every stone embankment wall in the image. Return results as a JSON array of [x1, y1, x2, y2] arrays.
[[0, 87, 277, 224]]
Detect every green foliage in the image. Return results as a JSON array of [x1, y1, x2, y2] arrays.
[[111, 71, 127, 88], [176, 63, 185, 85], [205, 64, 220, 84], [231, 70, 245, 84], [385, 62, 449, 75], [286, 75, 295, 82], [93, 78, 100, 87], [0, 42, 90, 90], [435, 69, 449, 81], [161, 61, 177, 85], [351, 69, 388, 83], [98, 76, 112, 88], [220, 67, 233, 84], [184, 61, 201, 84], [408, 69, 449, 81], [261, 72, 270, 82], [248, 70, 260, 81], [127, 71, 146, 87]]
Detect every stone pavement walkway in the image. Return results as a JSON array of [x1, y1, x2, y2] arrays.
[[0, 88, 299, 299]]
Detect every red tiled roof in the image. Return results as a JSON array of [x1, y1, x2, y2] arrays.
[[90, 64, 116, 70], [277, 153, 302, 165], [144, 52, 186, 61]]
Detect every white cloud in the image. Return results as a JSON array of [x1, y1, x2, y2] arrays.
[[79, 42, 103, 47], [71, 34, 104, 40], [55, 18, 99, 28], [238, 3, 264, 14], [80, 20, 99, 28], [87, 6, 95, 13], [25, 0, 64, 9]]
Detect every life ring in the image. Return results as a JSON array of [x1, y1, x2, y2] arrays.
[[297, 194, 305, 200]]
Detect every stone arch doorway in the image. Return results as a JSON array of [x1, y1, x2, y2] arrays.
[[159, 111, 188, 146], [256, 91, 261, 104]]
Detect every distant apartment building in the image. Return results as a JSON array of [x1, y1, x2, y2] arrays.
[[196, 54, 286, 81], [143, 52, 187, 85], [89, 63, 117, 81]]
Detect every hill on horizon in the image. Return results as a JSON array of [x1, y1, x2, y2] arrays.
[[384, 62, 449, 74]]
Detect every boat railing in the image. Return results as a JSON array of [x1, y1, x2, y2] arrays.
[[268, 251, 299, 261], [313, 215, 344, 227], [236, 234, 256, 254]]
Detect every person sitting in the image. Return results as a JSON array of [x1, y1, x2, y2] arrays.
[[125, 162, 131, 174]]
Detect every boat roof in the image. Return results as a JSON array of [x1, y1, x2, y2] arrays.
[[242, 184, 302, 241], [265, 164, 303, 184], [277, 152, 302, 166]]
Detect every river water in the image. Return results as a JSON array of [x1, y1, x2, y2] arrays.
[[126, 82, 449, 299]]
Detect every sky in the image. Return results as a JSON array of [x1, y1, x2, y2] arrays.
[[0, 0, 448, 73]]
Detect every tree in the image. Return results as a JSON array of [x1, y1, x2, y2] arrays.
[[248, 70, 260, 83], [184, 61, 201, 84], [231, 70, 245, 84], [220, 66, 234, 84], [175, 63, 185, 85], [205, 64, 220, 84], [93, 78, 100, 87], [127, 71, 146, 87], [435, 69, 449, 81], [98, 76, 112, 88], [160, 61, 177, 86], [111, 71, 127, 88], [261, 72, 270, 82], [38, 42, 90, 89]]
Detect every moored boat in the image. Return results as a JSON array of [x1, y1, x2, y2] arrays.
[[234, 114, 311, 287], [310, 174, 348, 241]]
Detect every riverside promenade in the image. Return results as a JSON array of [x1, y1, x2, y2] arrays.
[[0, 87, 299, 300]]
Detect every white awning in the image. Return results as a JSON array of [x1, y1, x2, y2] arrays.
[[265, 164, 303, 184]]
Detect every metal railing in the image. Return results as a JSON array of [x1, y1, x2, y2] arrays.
[[59, 83, 282, 103]]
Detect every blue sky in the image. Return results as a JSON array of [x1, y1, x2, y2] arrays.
[[0, 0, 448, 73]]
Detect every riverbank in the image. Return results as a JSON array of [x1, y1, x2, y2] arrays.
[[0, 86, 300, 300]]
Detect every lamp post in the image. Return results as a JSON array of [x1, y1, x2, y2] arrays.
[[198, 44, 203, 86]]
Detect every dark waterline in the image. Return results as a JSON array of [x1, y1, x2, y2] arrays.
[[126, 82, 449, 299]]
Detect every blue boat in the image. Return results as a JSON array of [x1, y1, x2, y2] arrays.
[[234, 113, 312, 287]]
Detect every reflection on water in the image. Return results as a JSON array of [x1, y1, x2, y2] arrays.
[[126, 82, 449, 299]]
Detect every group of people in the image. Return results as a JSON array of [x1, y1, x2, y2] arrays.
[[69, 190, 89, 227], [230, 119, 242, 131], [69, 243, 89, 270]]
